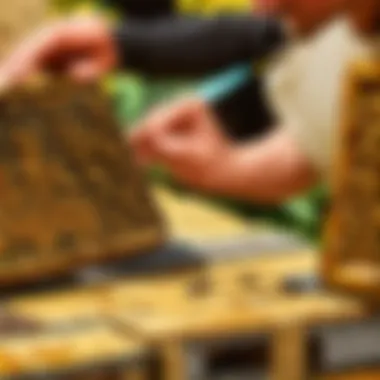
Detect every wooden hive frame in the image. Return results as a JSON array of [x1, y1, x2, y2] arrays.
[[0, 79, 166, 287], [323, 57, 380, 299]]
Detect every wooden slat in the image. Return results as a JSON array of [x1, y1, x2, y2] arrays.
[[159, 341, 188, 380], [272, 323, 307, 380]]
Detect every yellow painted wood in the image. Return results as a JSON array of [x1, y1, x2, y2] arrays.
[[159, 341, 187, 380]]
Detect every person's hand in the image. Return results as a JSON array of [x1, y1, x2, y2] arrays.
[[130, 97, 237, 192], [0, 17, 117, 89]]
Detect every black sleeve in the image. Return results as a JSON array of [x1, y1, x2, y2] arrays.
[[113, 15, 287, 77], [211, 76, 276, 141]]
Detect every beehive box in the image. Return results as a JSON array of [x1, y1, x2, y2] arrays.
[[0, 79, 165, 287], [0, 0, 48, 59], [324, 58, 380, 299]]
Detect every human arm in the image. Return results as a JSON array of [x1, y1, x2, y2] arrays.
[[130, 98, 319, 204], [209, 129, 319, 203]]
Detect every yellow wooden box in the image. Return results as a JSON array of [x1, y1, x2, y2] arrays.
[[324, 58, 380, 300]]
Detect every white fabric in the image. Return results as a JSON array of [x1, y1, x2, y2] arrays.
[[264, 17, 377, 179]]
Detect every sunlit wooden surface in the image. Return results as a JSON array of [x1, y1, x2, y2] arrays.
[[152, 186, 266, 242]]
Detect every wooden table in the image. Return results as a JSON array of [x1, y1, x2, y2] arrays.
[[103, 249, 375, 380], [3, 248, 379, 380], [108, 250, 367, 340]]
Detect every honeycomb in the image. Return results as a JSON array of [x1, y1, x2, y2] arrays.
[[0, 79, 165, 286]]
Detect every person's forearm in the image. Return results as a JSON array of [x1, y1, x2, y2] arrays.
[[113, 15, 287, 77], [211, 131, 318, 204]]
